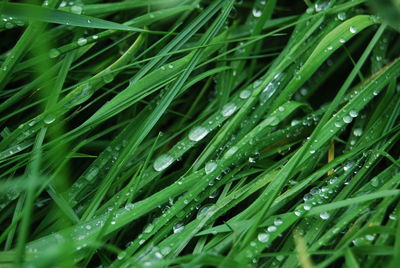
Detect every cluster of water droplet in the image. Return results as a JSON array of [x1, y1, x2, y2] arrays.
[[151, 92, 247, 173], [134, 244, 173, 266], [129, 174, 214, 256], [285, 112, 321, 142], [314, 1, 330, 13], [331, 106, 360, 132], [49, 32, 100, 58], [293, 162, 355, 220], [70, 5, 83, 15], [0, 142, 27, 160], [0, 15, 25, 30], [59, 0, 84, 14], [256, 216, 284, 244], [251, 0, 267, 18], [67, 142, 128, 208], [352, 233, 377, 246], [242, 215, 286, 264]]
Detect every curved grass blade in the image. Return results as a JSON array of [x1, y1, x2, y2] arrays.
[[0, 2, 146, 32]]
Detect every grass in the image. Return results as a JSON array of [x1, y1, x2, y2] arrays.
[[0, 0, 400, 267]]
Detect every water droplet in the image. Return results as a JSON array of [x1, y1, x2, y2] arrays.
[[365, 234, 375, 241], [70, 5, 82, 14], [294, 210, 302, 216], [339, 38, 346, 43], [253, 80, 262, 88], [209, 189, 219, 198], [49, 48, 60, 58], [43, 114, 56, 124], [291, 119, 301, 126], [168, 64, 174, 69], [92, 35, 98, 39], [161, 247, 171, 255], [258, 233, 269, 243], [221, 103, 237, 117], [349, 110, 358, 118], [373, 89, 379, 96], [299, 88, 308, 96], [303, 193, 313, 201], [86, 167, 99, 181], [353, 128, 363, 136], [197, 205, 212, 219], [371, 177, 380, 187], [252, 8, 262, 17], [309, 149, 316, 154], [188, 126, 209, 142], [224, 146, 238, 158], [337, 12, 346, 21], [315, 1, 329, 12], [310, 187, 321, 195], [334, 121, 342, 128], [303, 204, 312, 211], [349, 26, 357, 34], [329, 177, 338, 184], [267, 226, 277, 232], [5, 22, 14, 29], [274, 217, 283, 226], [173, 222, 184, 233], [125, 203, 135, 210], [205, 161, 218, 174], [117, 251, 126, 260], [102, 71, 114, 83], [266, 116, 279, 126], [327, 45, 333, 50], [343, 115, 352, 124], [248, 151, 259, 163], [153, 154, 174, 172], [85, 224, 91, 230], [320, 212, 330, 220], [240, 89, 251, 99], [143, 224, 153, 233], [278, 106, 285, 112], [260, 74, 283, 102], [77, 37, 87, 46]]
